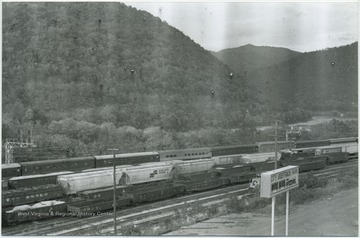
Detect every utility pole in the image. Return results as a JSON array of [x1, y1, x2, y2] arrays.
[[274, 120, 278, 169], [108, 148, 119, 236]]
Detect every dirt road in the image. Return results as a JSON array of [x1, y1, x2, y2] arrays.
[[165, 188, 358, 236]]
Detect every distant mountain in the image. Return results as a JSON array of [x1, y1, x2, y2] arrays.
[[213, 43, 358, 112], [212, 44, 301, 74]]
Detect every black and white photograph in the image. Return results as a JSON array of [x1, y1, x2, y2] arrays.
[[1, 1, 358, 236]]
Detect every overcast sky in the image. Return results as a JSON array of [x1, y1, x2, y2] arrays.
[[124, 2, 358, 52]]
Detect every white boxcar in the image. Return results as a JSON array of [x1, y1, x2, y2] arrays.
[[173, 159, 215, 175], [57, 169, 124, 194], [119, 164, 174, 185]]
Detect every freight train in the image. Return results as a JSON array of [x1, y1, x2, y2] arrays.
[[2, 140, 355, 226], [3, 137, 356, 179]]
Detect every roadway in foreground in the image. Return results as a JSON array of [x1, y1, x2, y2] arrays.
[[165, 187, 358, 236]]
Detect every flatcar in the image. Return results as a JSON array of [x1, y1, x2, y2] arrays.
[[20, 157, 95, 175], [94, 152, 159, 168], [159, 147, 211, 161], [212, 144, 258, 157], [8, 171, 74, 189], [2, 163, 21, 179], [3, 200, 67, 225], [295, 140, 330, 148]]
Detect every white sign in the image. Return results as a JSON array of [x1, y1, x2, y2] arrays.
[[260, 166, 299, 198]]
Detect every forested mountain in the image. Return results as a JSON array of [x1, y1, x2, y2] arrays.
[[212, 44, 301, 74], [3, 2, 254, 131], [3, 2, 266, 154], [213, 43, 358, 112]]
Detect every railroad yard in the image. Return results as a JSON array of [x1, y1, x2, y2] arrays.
[[2, 154, 357, 236]]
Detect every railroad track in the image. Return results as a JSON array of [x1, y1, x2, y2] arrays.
[[3, 159, 357, 236]]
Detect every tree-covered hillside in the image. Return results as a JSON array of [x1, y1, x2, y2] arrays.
[[3, 2, 270, 154], [3, 2, 256, 131]]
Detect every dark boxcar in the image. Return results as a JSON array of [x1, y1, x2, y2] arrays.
[[159, 147, 211, 161], [295, 140, 330, 148], [178, 171, 230, 192], [3, 201, 67, 225], [94, 152, 159, 168], [2, 163, 21, 178], [128, 183, 186, 204], [67, 197, 131, 217], [20, 157, 95, 175], [8, 171, 74, 189], [212, 144, 258, 157], [2, 184, 65, 207], [256, 141, 295, 153]]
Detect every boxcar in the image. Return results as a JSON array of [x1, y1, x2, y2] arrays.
[[20, 157, 95, 175], [8, 171, 74, 189], [3, 201, 67, 225], [159, 147, 211, 161], [94, 152, 159, 168], [211, 144, 258, 157], [256, 141, 294, 153], [216, 165, 256, 184], [295, 140, 330, 148], [2, 163, 21, 178], [2, 184, 65, 207]]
